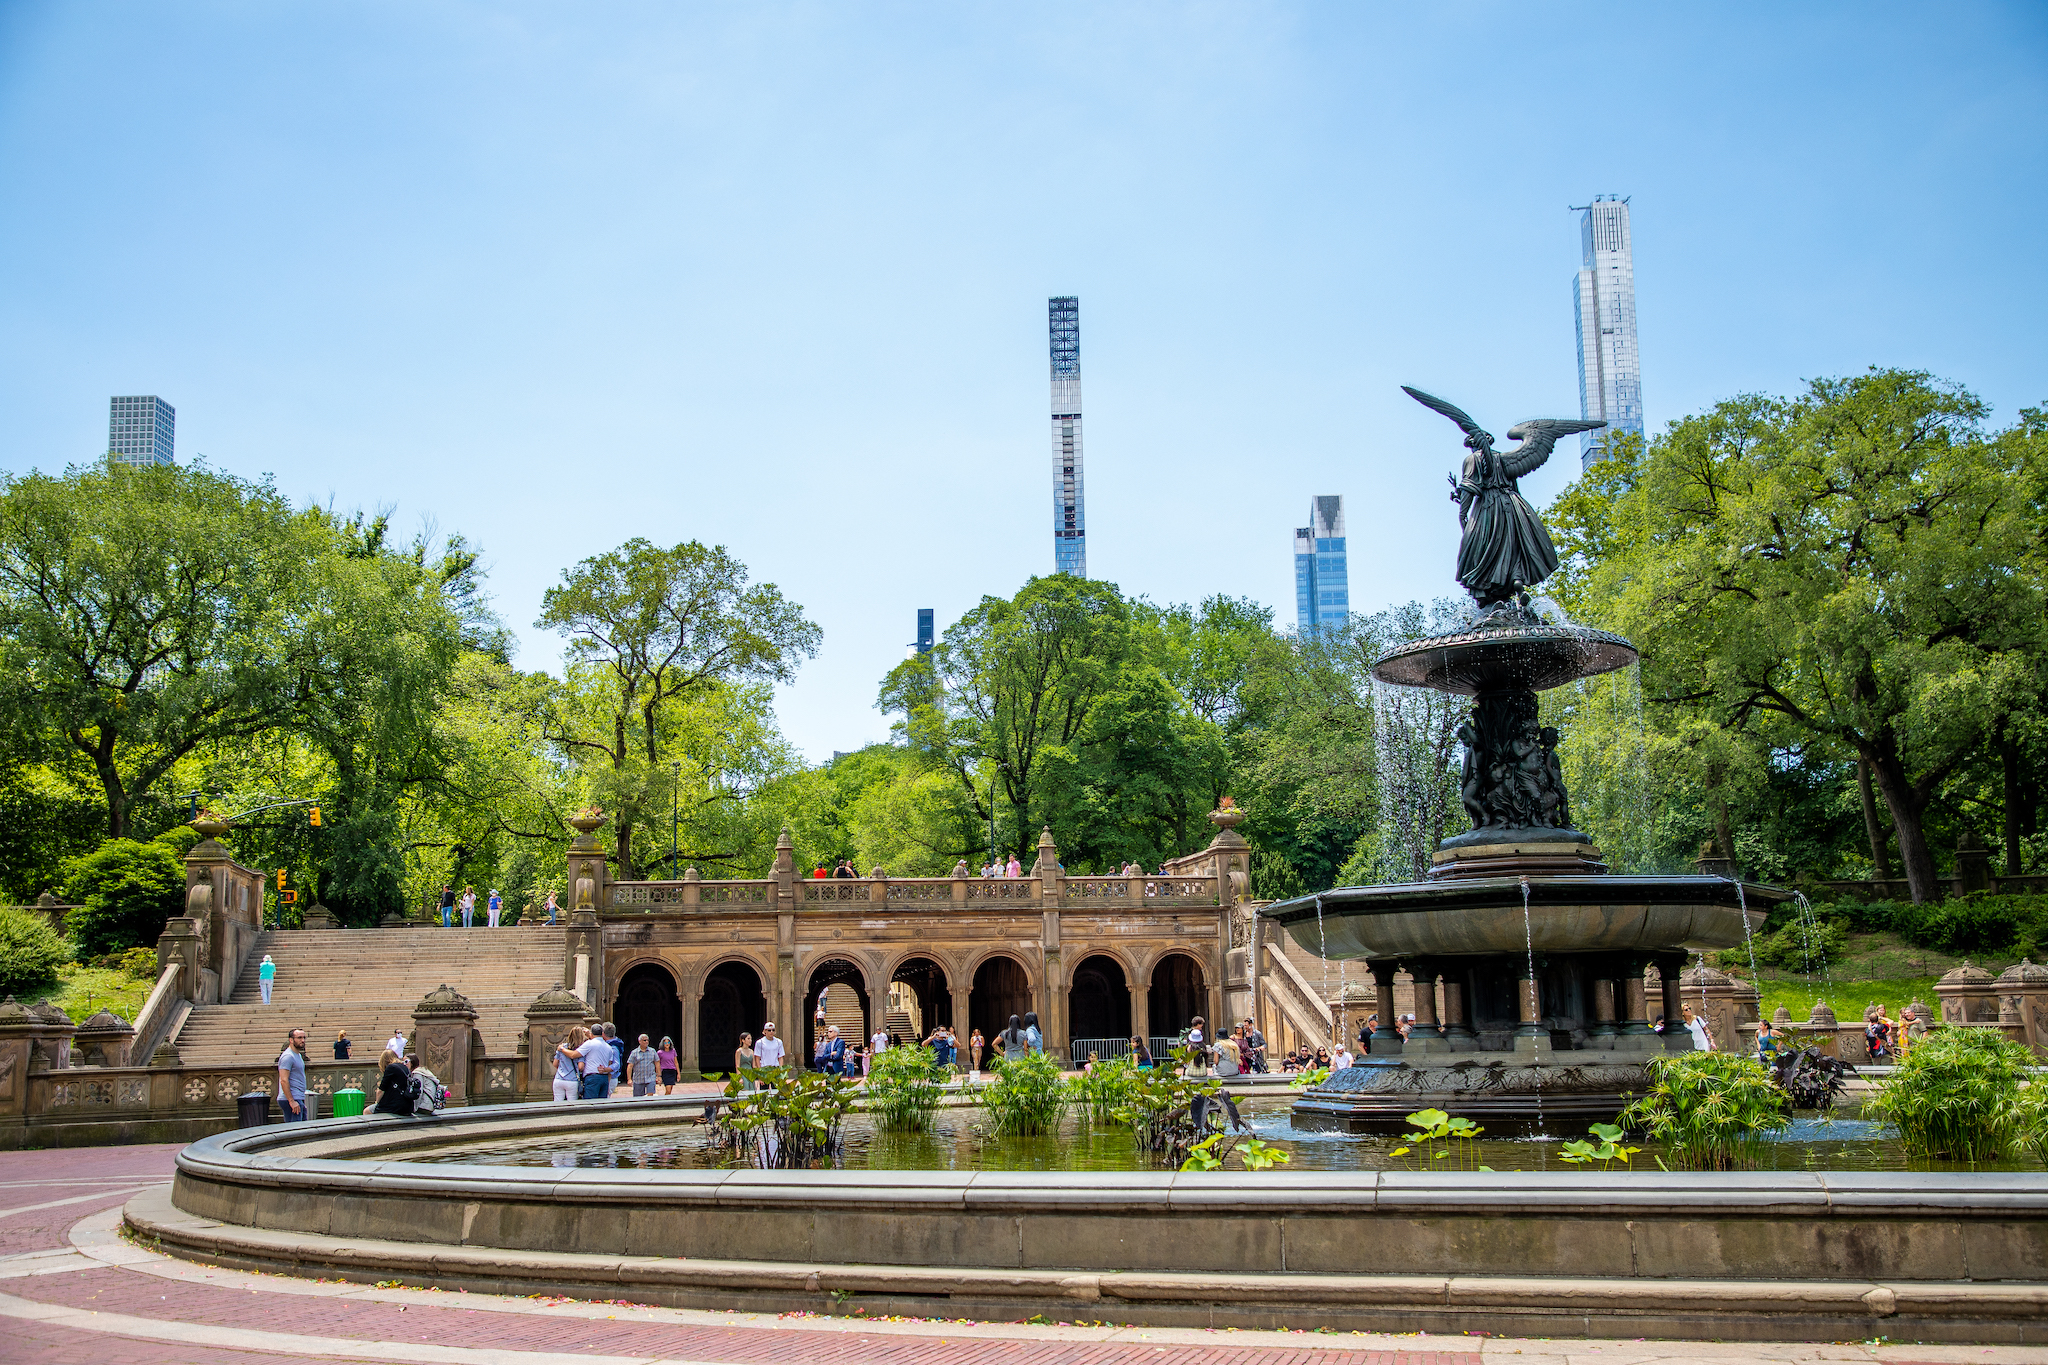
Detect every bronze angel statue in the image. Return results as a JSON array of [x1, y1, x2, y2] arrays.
[[1402, 386, 1605, 610]]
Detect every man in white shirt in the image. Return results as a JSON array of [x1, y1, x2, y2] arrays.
[[386, 1030, 407, 1057], [870, 1028, 889, 1058], [573, 1032, 614, 1099], [1332, 1046, 1354, 1070], [753, 1022, 785, 1068]]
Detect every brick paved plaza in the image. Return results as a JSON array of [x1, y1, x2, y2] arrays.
[[0, 1144, 2035, 1365]]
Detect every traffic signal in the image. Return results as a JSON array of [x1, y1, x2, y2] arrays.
[[280, 889, 298, 905], [276, 868, 288, 890], [309, 806, 322, 827]]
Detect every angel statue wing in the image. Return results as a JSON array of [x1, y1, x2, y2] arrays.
[[1498, 417, 1608, 478], [1400, 386, 1489, 445]]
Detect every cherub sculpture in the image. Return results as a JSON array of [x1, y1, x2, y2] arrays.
[[1402, 386, 1605, 610]]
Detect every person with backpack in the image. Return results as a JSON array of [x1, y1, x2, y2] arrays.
[[406, 1053, 445, 1116], [552, 1026, 589, 1101], [371, 1049, 414, 1116]]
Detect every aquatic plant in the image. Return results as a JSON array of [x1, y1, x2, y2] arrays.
[[980, 1048, 1068, 1137], [1559, 1122, 1639, 1170], [1617, 1052, 1789, 1170], [1180, 1132, 1290, 1172], [710, 1065, 859, 1168], [1289, 1066, 1331, 1090], [1866, 1026, 2034, 1164], [1121, 1047, 1236, 1166], [864, 1043, 945, 1134], [1389, 1107, 1491, 1172], [1067, 1055, 1138, 1125], [1767, 1044, 1855, 1111]]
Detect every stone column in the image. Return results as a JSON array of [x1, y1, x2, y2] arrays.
[[1368, 961, 1403, 1055], [0, 998, 37, 1126], [1441, 971, 1476, 1051], [949, 985, 972, 1046], [522, 986, 590, 1102], [1588, 966, 1619, 1049], [412, 985, 479, 1105], [1617, 958, 1655, 1050], [1041, 907, 1066, 1063], [772, 827, 796, 910], [1130, 979, 1151, 1046], [1403, 962, 1448, 1055], [1513, 956, 1550, 1058], [678, 985, 702, 1083], [1657, 955, 1691, 1053], [73, 1008, 136, 1068], [156, 915, 202, 1004], [564, 810, 610, 1006]]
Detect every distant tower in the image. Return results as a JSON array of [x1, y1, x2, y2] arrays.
[[1048, 296, 1086, 577], [1571, 197, 1643, 469], [108, 396, 175, 467], [1292, 495, 1349, 633], [915, 609, 934, 654]]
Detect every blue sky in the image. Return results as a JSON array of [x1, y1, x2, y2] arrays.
[[3, 3, 2044, 761]]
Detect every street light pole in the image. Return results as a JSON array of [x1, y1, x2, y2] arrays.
[[670, 761, 681, 876]]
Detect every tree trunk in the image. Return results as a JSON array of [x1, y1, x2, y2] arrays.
[[2002, 738, 2024, 877], [1856, 755, 1892, 879], [1866, 747, 1940, 904], [1711, 795, 1736, 866]]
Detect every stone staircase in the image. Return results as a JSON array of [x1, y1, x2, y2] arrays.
[[171, 926, 569, 1067]]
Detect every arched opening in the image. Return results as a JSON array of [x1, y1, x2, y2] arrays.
[[1069, 954, 1131, 1052], [805, 958, 869, 1067], [1148, 952, 1206, 1040], [697, 960, 766, 1076], [889, 957, 950, 1044], [614, 962, 681, 1059], [969, 954, 1033, 1048]]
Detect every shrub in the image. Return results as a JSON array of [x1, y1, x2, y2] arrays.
[[1067, 1055, 1139, 1125], [1866, 1026, 2034, 1163], [89, 946, 162, 979], [710, 1065, 859, 1168], [0, 905, 73, 995], [1748, 919, 1847, 973], [60, 836, 186, 957], [864, 1042, 944, 1133], [979, 1049, 1068, 1137], [1617, 1052, 1789, 1170]]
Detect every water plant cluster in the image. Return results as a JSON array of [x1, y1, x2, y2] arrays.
[[1618, 1052, 1791, 1170], [710, 1065, 859, 1168], [1866, 1027, 2047, 1164]]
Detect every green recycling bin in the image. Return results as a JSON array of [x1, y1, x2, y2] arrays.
[[330, 1087, 366, 1118]]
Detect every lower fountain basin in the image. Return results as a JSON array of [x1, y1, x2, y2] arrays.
[[1261, 875, 1780, 959]]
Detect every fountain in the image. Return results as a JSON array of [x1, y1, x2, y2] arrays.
[[1262, 387, 1786, 1132]]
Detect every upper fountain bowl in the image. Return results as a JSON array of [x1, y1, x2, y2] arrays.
[[1373, 617, 1639, 696]]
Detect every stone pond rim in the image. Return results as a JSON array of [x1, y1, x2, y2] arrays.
[[1370, 617, 1639, 695]]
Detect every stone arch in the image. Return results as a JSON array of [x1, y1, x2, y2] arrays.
[[968, 951, 1036, 1048], [1063, 944, 1140, 990], [1067, 952, 1132, 1049], [613, 960, 681, 1060], [883, 953, 952, 1038], [698, 959, 767, 1076], [1147, 950, 1208, 1039], [804, 956, 871, 1066]]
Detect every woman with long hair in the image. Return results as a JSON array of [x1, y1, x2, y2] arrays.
[[1130, 1035, 1153, 1069], [371, 1049, 414, 1116], [551, 1026, 589, 1102]]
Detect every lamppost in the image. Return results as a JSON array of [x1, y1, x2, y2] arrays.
[[986, 761, 1009, 867], [670, 760, 681, 876]]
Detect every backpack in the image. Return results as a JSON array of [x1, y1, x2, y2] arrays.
[[410, 1071, 445, 1113]]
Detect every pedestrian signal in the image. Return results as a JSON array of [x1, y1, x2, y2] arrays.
[[279, 889, 298, 904], [309, 806, 322, 827]]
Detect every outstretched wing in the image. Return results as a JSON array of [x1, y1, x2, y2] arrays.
[[1401, 386, 1486, 442], [1500, 417, 1607, 478]]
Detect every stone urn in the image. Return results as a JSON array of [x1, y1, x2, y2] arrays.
[[567, 809, 608, 839]]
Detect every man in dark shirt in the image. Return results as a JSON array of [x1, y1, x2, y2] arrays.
[[438, 885, 455, 928]]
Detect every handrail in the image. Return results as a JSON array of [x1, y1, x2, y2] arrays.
[[129, 963, 185, 1062]]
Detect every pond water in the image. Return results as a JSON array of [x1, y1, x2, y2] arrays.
[[389, 1108, 2039, 1175]]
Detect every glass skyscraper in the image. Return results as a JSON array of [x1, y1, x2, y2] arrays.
[[1293, 495, 1349, 633], [1572, 197, 1642, 469], [1048, 296, 1086, 577], [108, 395, 175, 467]]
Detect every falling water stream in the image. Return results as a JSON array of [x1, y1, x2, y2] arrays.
[[1519, 876, 1545, 1134], [1313, 894, 1333, 1049], [1789, 890, 1836, 1015]]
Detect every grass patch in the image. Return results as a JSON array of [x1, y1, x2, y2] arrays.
[[1754, 976, 1940, 1025], [26, 965, 154, 1022]]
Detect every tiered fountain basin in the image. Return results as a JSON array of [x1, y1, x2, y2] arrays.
[[1261, 871, 1786, 1133], [136, 1098, 2048, 1342]]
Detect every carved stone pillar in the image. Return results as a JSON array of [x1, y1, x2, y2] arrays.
[[1617, 958, 1655, 1051], [1368, 961, 1403, 1056], [1657, 955, 1691, 1052], [0, 998, 37, 1124], [1405, 963, 1449, 1055], [522, 986, 591, 1102], [1513, 955, 1550, 1058], [73, 1008, 136, 1068], [1131, 979, 1151, 1047], [1441, 971, 1476, 1051], [412, 985, 479, 1105]]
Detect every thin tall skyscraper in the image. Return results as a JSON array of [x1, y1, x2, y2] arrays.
[[1292, 496, 1349, 633], [1571, 196, 1643, 469], [108, 396, 175, 467], [1048, 296, 1086, 577]]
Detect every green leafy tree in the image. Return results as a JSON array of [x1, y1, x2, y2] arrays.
[[0, 459, 332, 839], [59, 832, 188, 956], [0, 905, 74, 995], [536, 539, 820, 877], [1550, 372, 2048, 902]]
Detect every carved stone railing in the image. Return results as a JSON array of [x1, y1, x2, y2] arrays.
[[1062, 876, 1137, 906], [965, 878, 1041, 903], [602, 867, 1224, 914], [883, 879, 956, 905], [1143, 876, 1220, 906], [610, 879, 775, 909], [799, 878, 877, 904]]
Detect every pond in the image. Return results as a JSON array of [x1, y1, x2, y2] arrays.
[[387, 1108, 2042, 1174]]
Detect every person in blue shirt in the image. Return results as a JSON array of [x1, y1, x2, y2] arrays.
[[1023, 1011, 1043, 1055], [602, 1023, 625, 1097], [815, 1024, 847, 1075]]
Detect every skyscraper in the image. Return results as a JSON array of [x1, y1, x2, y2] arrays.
[[108, 396, 175, 467], [1571, 197, 1642, 469], [1048, 296, 1086, 577], [1292, 495, 1349, 633]]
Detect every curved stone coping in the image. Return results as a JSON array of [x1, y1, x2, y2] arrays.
[[175, 1096, 2048, 1226], [1263, 874, 1793, 924], [125, 1183, 2048, 1343]]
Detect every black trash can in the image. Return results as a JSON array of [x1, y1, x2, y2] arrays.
[[236, 1091, 272, 1128]]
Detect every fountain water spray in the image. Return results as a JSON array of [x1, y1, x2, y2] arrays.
[[1520, 875, 1545, 1134]]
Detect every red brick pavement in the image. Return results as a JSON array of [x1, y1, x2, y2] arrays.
[[4, 1319, 385, 1364], [13, 1267, 1476, 1365]]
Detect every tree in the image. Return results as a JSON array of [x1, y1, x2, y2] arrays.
[[536, 539, 820, 876], [60, 832, 188, 957], [1550, 371, 2048, 903], [0, 460, 328, 839]]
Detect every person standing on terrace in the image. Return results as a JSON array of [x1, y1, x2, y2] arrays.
[[753, 1022, 785, 1069]]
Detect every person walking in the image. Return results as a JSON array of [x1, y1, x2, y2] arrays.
[[816, 1024, 847, 1075], [551, 1026, 588, 1101], [754, 1022, 785, 1070], [601, 1024, 625, 1096], [543, 891, 559, 925], [276, 1028, 309, 1121], [257, 954, 276, 1005], [486, 889, 502, 928], [657, 1036, 679, 1094], [333, 1029, 351, 1060], [459, 886, 476, 928], [438, 885, 455, 928], [869, 1024, 889, 1063], [1244, 1019, 1267, 1074], [814, 993, 828, 1031], [627, 1034, 661, 1097], [371, 1049, 414, 1116], [969, 1028, 986, 1075], [1683, 1004, 1714, 1052]]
